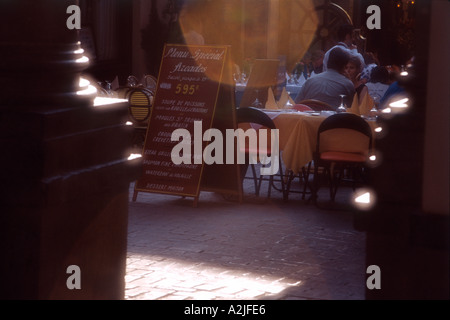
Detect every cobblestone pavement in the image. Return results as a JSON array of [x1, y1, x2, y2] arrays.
[[125, 175, 367, 300]]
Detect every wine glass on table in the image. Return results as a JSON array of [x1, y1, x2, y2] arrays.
[[368, 96, 380, 120], [241, 73, 247, 84], [105, 80, 113, 96], [337, 94, 347, 113], [251, 89, 263, 108], [283, 92, 294, 111], [233, 73, 240, 84]]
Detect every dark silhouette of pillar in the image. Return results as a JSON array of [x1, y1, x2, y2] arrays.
[[0, 1, 140, 299], [354, 0, 449, 300]]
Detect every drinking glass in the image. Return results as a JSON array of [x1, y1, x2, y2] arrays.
[[105, 80, 113, 96], [368, 96, 379, 120], [251, 89, 263, 108], [233, 73, 240, 83], [284, 92, 294, 110], [337, 94, 347, 113]]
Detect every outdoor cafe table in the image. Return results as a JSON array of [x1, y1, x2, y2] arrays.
[[262, 110, 377, 175]]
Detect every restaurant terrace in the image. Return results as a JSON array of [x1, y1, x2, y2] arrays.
[[0, 0, 448, 302]]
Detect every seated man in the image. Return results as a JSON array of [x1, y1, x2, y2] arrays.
[[322, 24, 365, 73], [294, 47, 355, 109]]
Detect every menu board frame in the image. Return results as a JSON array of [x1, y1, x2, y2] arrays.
[[132, 44, 242, 206]]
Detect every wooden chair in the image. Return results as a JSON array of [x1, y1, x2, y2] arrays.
[[311, 113, 372, 203], [235, 107, 285, 198]]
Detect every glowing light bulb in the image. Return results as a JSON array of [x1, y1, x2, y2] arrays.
[[355, 192, 371, 204], [389, 98, 409, 109], [76, 56, 89, 64], [352, 188, 376, 210], [128, 153, 142, 161]]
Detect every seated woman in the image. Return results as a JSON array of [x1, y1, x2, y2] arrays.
[[345, 55, 368, 105]]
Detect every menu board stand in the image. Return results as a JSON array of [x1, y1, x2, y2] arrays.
[[133, 44, 242, 207], [199, 63, 243, 204]]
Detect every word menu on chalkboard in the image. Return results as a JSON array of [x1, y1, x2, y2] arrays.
[[133, 44, 239, 205]]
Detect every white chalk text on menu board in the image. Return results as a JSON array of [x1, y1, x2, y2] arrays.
[[134, 44, 228, 198]]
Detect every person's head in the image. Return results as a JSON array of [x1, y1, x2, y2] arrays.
[[370, 66, 389, 83], [327, 47, 350, 73], [337, 24, 354, 46], [345, 56, 363, 81]]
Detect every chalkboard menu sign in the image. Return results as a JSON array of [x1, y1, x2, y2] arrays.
[[133, 44, 241, 205]]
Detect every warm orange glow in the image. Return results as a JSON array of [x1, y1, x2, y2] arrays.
[[177, 0, 318, 86]]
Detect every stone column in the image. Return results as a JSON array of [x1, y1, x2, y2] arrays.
[[0, 1, 140, 299]]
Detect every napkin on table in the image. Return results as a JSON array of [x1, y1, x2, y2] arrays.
[[359, 91, 375, 116], [347, 93, 361, 115], [347, 91, 375, 116], [265, 87, 279, 110]]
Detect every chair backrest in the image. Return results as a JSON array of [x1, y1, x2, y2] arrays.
[[235, 107, 278, 160], [235, 107, 276, 129], [128, 88, 153, 124], [317, 113, 372, 154], [298, 99, 334, 111]]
